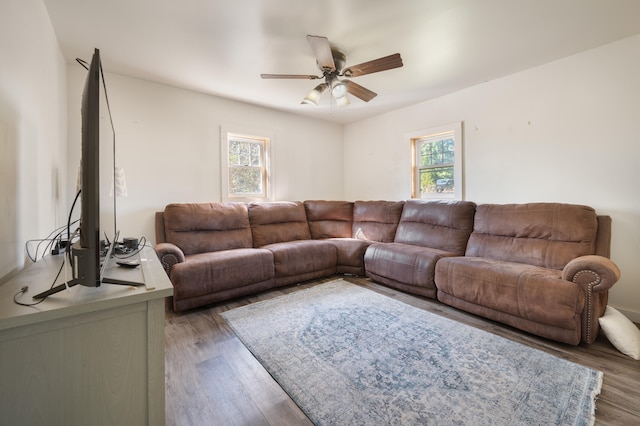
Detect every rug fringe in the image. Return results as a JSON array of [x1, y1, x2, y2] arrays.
[[589, 371, 604, 426]]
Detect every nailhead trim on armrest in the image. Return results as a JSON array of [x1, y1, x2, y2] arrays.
[[160, 254, 180, 276], [571, 269, 601, 343]]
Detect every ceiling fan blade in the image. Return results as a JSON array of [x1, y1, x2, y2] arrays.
[[344, 80, 377, 102], [260, 74, 321, 79], [342, 53, 403, 77], [307, 35, 336, 72]]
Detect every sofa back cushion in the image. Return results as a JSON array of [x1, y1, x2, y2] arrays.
[[352, 201, 404, 242], [595, 215, 612, 258], [466, 203, 599, 270], [248, 201, 312, 247], [304, 200, 354, 239], [163, 203, 253, 255], [394, 200, 477, 254]]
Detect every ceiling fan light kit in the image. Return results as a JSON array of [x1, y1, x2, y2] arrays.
[[301, 84, 328, 106], [261, 35, 403, 107], [330, 77, 347, 99], [335, 95, 350, 107]]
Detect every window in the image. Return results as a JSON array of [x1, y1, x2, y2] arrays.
[[221, 128, 272, 201], [409, 122, 462, 200]]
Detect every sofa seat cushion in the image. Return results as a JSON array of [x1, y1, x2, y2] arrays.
[[325, 238, 373, 275], [171, 248, 274, 301], [364, 242, 453, 297], [262, 240, 337, 285], [435, 256, 585, 329]]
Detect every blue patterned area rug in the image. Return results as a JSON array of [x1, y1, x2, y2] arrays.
[[221, 279, 602, 426]]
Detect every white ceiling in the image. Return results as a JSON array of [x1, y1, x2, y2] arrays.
[[43, 0, 640, 124]]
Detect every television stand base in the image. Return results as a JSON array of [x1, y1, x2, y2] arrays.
[[32, 277, 144, 300]]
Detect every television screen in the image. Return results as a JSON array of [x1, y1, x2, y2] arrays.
[[33, 49, 142, 300], [77, 47, 102, 287]]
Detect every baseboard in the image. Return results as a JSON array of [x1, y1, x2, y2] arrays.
[[0, 265, 22, 287], [613, 306, 640, 325]]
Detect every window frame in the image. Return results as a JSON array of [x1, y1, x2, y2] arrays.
[[221, 126, 273, 202], [408, 122, 463, 200]]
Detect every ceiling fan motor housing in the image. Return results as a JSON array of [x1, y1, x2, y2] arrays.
[[330, 49, 346, 73]]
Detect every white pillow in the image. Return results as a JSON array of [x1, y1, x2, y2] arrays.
[[599, 306, 640, 360]]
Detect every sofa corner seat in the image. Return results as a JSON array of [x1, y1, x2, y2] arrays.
[[304, 200, 406, 276]]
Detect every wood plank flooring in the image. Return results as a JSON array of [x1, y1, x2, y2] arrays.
[[165, 276, 640, 425]]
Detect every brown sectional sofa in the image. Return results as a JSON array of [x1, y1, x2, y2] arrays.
[[155, 199, 621, 345]]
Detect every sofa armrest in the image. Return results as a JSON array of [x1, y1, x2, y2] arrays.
[[562, 255, 621, 344], [154, 242, 185, 276], [562, 255, 621, 293]]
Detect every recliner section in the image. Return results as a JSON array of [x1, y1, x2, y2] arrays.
[[248, 201, 337, 287], [434, 203, 619, 345], [365, 199, 476, 299]]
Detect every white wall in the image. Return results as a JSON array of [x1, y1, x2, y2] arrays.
[[0, 0, 67, 280], [344, 35, 640, 321], [65, 68, 344, 245], [6, 0, 637, 323]]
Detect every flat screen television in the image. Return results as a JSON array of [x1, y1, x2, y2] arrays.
[[33, 49, 140, 299]]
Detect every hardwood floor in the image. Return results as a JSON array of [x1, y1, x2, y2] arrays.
[[165, 276, 640, 425]]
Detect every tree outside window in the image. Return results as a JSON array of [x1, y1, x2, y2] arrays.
[[410, 122, 462, 200], [221, 128, 272, 201], [416, 136, 455, 194], [228, 137, 265, 195]]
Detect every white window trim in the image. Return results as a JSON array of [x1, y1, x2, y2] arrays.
[[220, 124, 274, 202], [408, 121, 463, 200]]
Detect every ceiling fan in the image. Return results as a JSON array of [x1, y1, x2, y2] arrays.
[[261, 35, 403, 106]]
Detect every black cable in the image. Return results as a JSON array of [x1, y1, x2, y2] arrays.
[[66, 189, 82, 268], [65, 228, 80, 266], [13, 258, 66, 307], [68, 189, 81, 243], [27, 225, 67, 261], [24, 189, 82, 262], [47, 221, 79, 254], [18, 186, 82, 306], [25, 220, 80, 262], [75, 57, 89, 70], [113, 236, 148, 259]]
